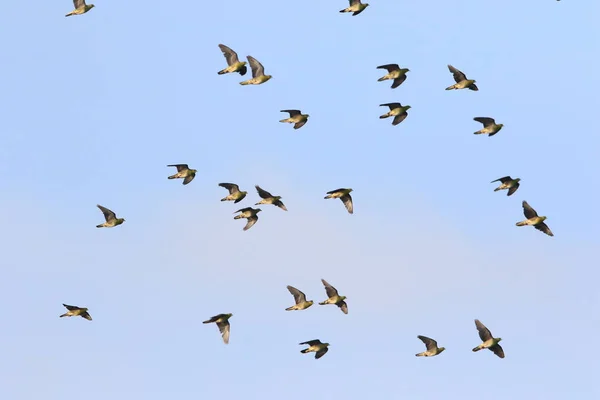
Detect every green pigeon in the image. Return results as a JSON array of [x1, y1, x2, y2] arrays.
[[239, 56, 272, 85], [415, 335, 445, 357], [286, 285, 314, 311], [233, 207, 262, 231], [446, 65, 478, 91], [96, 205, 125, 228], [299, 339, 330, 359], [279, 110, 309, 130], [380, 103, 411, 126], [255, 185, 287, 211], [516, 201, 553, 236], [339, 0, 369, 16], [203, 313, 233, 344], [377, 64, 409, 89], [318, 279, 348, 314], [219, 183, 248, 203], [167, 164, 197, 185], [325, 188, 353, 214], [472, 319, 504, 358], [60, 304, 92, 321], [491, 176, 520, 196], [65, 0, 95, 17], [473, 117, 503, 137], [217, 44, 247, 76]]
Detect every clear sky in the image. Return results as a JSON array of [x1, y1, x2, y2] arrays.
[[1, 1, 598, 399]]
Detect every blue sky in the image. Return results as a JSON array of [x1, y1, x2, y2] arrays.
[[1, 1, 598, 399]]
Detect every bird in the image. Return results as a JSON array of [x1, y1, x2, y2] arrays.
[[415, 335, 445, 357], [233, 207, 262, 231], [473, 117, 503, 137], [96, 205, 125, 228], [325, 188, 353, 214], [516, 201, 553, 236], [167, 164, 197, 185], [60, 304, 92, 321], [219, 183, 248, 203], [472, 319, 505, 358], [279, 110, 309, 130], [445, 65, 478, 91], [203, 313, 233, 344], [255, 185, 287, 211], [379, 103, 411, 126], [239, 56, 272, 85], [217, 44, 247, 76], [285, 285, 314, 311], [339, 0, 369, 16], [377, 64, 409, 89], [318, 279, 348, 314], [65, 0, 95, 17], [299, 340, 330, 359], [491, 176, 521, 196]]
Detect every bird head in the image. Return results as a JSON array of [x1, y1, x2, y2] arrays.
[[241, 191, 248, 196], [190, 169, 198, 174], [438, 347, 446, 353], [497, 124, 504, 129], [539, 216, 547, 222], [496, 338, 502, 342], [265, 75, 273, 80], [515, 178, 521, 182], [305, 114, 310, 118], [404, 105, 412, 110], [364, 3, 370, 8], [274, 196, 282, 200], [240, 61, 247, 66], [118, 218, 126, 223], [307, 300, 314, 306], [402, 68, 410, 73], [340, 296, 347, 301], [255, 208, 262, 213], [347, 189, 353, 193], [226, 313, 233, 319], [90, 4, 95, 8], [324, 343, 331, 347], [471, 80, 477, 83]]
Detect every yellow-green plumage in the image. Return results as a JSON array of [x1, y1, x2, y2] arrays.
[[65, 0, 95, 17], [96, 205, 125, 228], [472, 319, 505, 358], [473, 117, 503, 137], [203, 313, 233, 344], [233, 207, 262, 231], [299, 339, 330, 359], [239, 56, 272, 85], [60, 303, 92, 321], [217, 44, 247, 76], [339, 0, 369, 16], [377, 64, 409, 89], [318, 279, 348, 314], [325, 188, 353, 214], [515, 201, 553, 236], [219, 183, 247, 203], [279, 110, 309, 130], [379, 103, 411, 126], [167, 164, 197, 185], [446, 65, 478, 91], [285, 285, 314, 311], [255, 185, 287, 211], [491, 176, 520, 196], [415, 335, 445, 357]]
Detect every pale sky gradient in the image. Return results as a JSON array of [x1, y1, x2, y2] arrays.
[[1, 1, 599, 399]]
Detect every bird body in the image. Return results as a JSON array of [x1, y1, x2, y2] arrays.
[[473, 117, 503, 136], [255, 185, 287, 211], [491, 176, 520, 196], [219, 183, 248, 203], [203, 313, 233, 344], [299, 339, 330, 359], [96, 205, 125, 228], [285, 285, 314, 311], [325, 188, 353, 214], [279, 110, 309, 130], [318, 279, 348, 314], [65, 0, 94, 17], [234, 207, 262, 231], [60, 304, 92, 320], [415, 335, 445, 357], [377, 64, 409, 89], [446, 65, 478, 91], [239, 56, 272, 85], [167, 164, 197, 185], [379, 103, 411, 126], [340, 0, 369, 16], [516, 201, 553, 236], [217, 44, 247, 76], [472, 319, 504, 358]]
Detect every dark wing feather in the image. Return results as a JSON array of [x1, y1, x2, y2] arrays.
[[287, 285, 307, 304], [338, 301, 348, 314], [392, 112, 408, 126], [255, 185, 273, 199], [377, 64, 399, 72], [535, 222, 553, 236], [247, 56, 265, 78], [490, 344, 505, 358], [63, 304, 80, 311], [74, 0, 86, 8], [417, 335, 438, 351], [507, 184, 519, 196], [448, 65, 467, 83], [491, 176, 512, 183], [475, 319, 493, 342], [217, 320, 230, 344], [390, 74, 407, 89], [522, 201, 538, 219], [474, 117, 495, 127], [300, 339, 322, 346], [341, 194, 353, 214], [281, 109, 301, 117], [315, 347, 329, 359], [218, 44, 240, 66], [380, 103, 401, 110], [219, 183, 240, 194], [97, 205, 116, 222], [321, 279, 339, 297], [81, 311, 92, 321], [167, 164, 189, 172], [243, 216, 258, 231], [326, 188, 346, 195]]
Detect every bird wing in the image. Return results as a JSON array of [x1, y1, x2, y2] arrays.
[[338, 301, 348, 314], [350, 0, 361, 5], [217, 320, 230, 344], [321, 279, 339, 297], [507, 184, 519, 196], [300, 339, 322, 346], [392, 112, 408, 126], [255, 185, 274, 199], [475, 319, 493, 342], [294, 120, 307, 130], [341, 194, 354, 214], [168, 164, 189, 172], [377, 64, 399, 72], [281, 109, 301, 117], [63, 304, 80, 311], [417, 335, 438, 351], [490, 344, 505, 358], [219, 183, 240, 194], [448, 65, 467, 83], [491, 176, 512, 183], [244, 216, 258, 231], [274, 200, 288, 211], [218, 44, 240, 66], [326, 188, 345, 195], [474, 117, 495, 127], [183, 174, 195, 185], [287, 285, 307, 304], [235, 207, 253, 213], [522, 201, 539, 219], [81, 311, 92, 321], [247, 56, 265, 78], [315, 347, 329, 359], [535, 222, 554, 236], [74, 0, 86, 8], [380, 103, 401, 110], [202, 315, 221, 324], [390, 74, 407, 89], [97, 205, 117, 222]]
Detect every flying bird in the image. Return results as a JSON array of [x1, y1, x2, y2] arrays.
[[318, 279, 348, 314], [299, 340, 330, 359], [65, 0, 95, 17], [516, 201, 553, 236], [167, 164, 197, 185], [472, 319, 505, 358], [325, 188, 353, 214], [491, 176, 521, 196], [60, 304, 92, 321], [285, 285, 314, 311], [255, 185, 287, 211], [96, 205, 125, 228], [279, 110, 309, 130], [217, 44, 247, 76], [203, 313, 233, 344], [233, 207, 262, 231], [240, 56, 272, 85], [379, 103, 411, 126], [446, 65, 478, 91], [219, 183, 248, 203], [473, 117, 503, 137], [339, 0, 369, 16], [377, 64, 409, 89], [415, 335, 445, 357]]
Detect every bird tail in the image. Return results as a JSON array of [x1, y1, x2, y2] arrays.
[[239, 81, 249, 86], [516, 221, 527, 226], [339, 8, 348, 13], [301, 349, 309, 353], [168, 174, 178, 179], [377, 77, 386, 82], [494, 187, 501, 192], [65, 12, 74, 17], [445, 84, 456, 90], [96, 224, 104, 228], [217, 68, 228, 75], [324, 195, 332, 199], [220, 197, 229, 202], [234, 215, 243, 220], [279, 118, 291, 123], [415, 352, 426, 357], [202, 320, 211, 324], [285, 306, 296, 311], [380, 113, 390, 119], [473, 130, 484, 135], [60, 313, 69, 318], [318, 301, 327, 305], [472, 346, 482, 352]]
